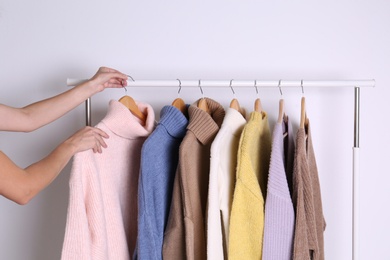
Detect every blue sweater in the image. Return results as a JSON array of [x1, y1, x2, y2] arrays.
[[135, 105, 188, 260]]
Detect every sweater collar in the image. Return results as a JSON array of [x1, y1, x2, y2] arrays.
[[221, 108, 247, 136], [187, 98, 225, 145], [101, 100, 155, 140], [248, 110, 268, 123], [159, 105, 189, 139]]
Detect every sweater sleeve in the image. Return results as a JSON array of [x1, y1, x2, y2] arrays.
[[136, 168, 159, 260], [229, 178, 264, 260], [62, 152, 108, 260], [62, 153, 92, 260], [206, 136, 225, 260], [162, 166, 186, 260]]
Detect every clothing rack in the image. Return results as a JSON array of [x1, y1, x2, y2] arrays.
[[67, 78, 375, 260]]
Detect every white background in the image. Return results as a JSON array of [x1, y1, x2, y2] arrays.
[[0, 1, 389, 259]]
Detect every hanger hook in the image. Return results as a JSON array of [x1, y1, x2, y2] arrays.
[[127, 74, 135, 81], [230, 79, 236, 95], [198, 80, 204, 98], [176, 79, 182, 96], [123, 74, 135, 93], [278, 80, 283, 96], [301, 79, 305, 95], [254, 80, 259, 95]]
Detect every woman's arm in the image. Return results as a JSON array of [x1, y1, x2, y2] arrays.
[[0, 126, 109, 205], [0, 66, 127, 204], [0, 67, 127, 132]]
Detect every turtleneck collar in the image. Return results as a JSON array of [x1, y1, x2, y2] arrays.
[[159, 105, 189, 139], [187, 98, 225, 145], [100, 100, 155, 140]]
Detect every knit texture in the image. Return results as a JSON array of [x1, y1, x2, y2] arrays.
[[61, 100, 155, 260], [292, 120, 326, 260], [163, 98, 225, 260], [262, 116, 295, 260], [206, 108, 246, 260], [228, 111, 271, 260], [135, 105, 188, 260]]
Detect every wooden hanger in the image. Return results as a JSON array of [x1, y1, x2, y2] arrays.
[[300, 96, 307, 129], [278, 99, 289, 137], [253, 81, 263, 113], [197, 80, 210, 114], [172, 98, 187, 114], [230, 98, 246, 118], [278, 99, 285, 124], [254, 98, 263, 113], [277, 80, 285, 123], [119, 91, 146, 124], [119, 76, 146, 124], [172, 79, 187, 114], [229, 79, 246, 117], [230, 98, 240, 111], [198, 98, 210, 113], [299, 81, 308, 129]]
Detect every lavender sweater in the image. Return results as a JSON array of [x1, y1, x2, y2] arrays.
[[262, 116, 295, 260]]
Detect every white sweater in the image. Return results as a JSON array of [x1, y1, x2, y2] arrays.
[[206, 108, 246, 260], [61, 100, 155, 260]]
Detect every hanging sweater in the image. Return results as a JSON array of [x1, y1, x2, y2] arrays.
[[292, 120, 326, 260], [61, 100, 155, 260], [262, 116, 295, 260], [135, 105, 188, 260], [228, 111, 272, 260], [162, 98, 225, 260], [206, 108, 246, 260]]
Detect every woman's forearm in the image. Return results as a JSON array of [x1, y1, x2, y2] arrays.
[[21, 81, 97, 131], [0, 67, 127, 132], [0, 143, 74, 205], [20, 142, 75, 204], [0, 126, 109, 205]]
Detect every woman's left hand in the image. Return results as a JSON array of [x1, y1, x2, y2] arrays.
[[89, 66, 128, 92]]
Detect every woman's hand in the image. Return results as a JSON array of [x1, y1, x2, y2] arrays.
[[88, 66, 128, 92], [64, 126, 109, 154]]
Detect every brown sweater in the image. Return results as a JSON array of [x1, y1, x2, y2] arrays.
[[292, 120, 326, 260], [163, 98, 225, 260]]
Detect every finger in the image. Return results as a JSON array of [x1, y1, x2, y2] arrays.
[[102, 71, 128, 80], [106, 82, 126, 88], [100, 66, 116, 73], [96, 142, 102, 153], [108, 78, 125, 85], [92, 127, 109, 139], [113, 72, 128, 80], [105, 67, 127, 77], [95, 134, 108, 149]]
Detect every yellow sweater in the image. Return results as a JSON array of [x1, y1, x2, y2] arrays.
[[228, 111, 272, 260]]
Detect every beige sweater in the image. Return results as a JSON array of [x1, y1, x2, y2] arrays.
[[292, 120, 326, 260], [163, 98, 225, 260]]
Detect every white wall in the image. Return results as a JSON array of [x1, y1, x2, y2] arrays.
[[0, 1, 389, 259]]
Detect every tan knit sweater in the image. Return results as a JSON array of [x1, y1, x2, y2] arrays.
[[292, 120, 326, 260], [163, 98, 225, 260]]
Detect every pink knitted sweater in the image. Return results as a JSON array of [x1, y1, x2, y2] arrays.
[[61, 100, 155, 260]]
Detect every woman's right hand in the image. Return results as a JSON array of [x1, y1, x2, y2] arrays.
[[64, 126, 109, 154]]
